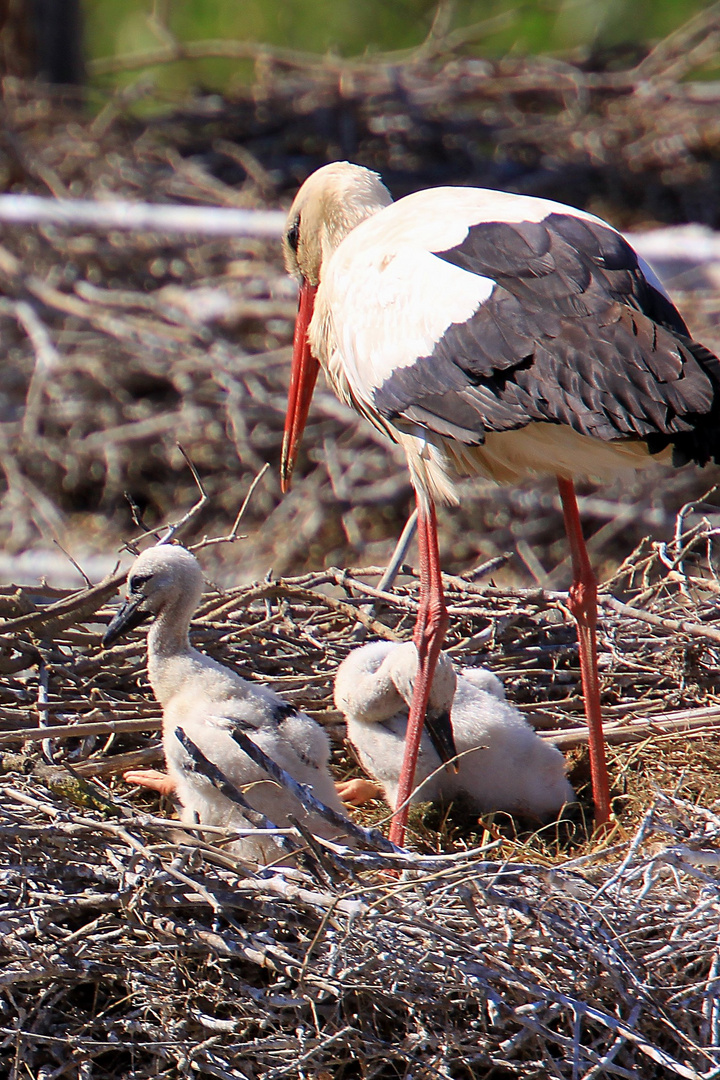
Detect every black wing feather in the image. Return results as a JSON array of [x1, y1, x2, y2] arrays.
[[373, 213, 720, 465]]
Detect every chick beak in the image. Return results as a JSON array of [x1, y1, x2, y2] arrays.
[[424, 708, 459, 773], [103, 594, 151, 648]]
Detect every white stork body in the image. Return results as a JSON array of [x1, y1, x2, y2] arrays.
[[305, 181, 713, 495], [103, 545, 350, 864], [281, 162, 720, 841], [335, 642, 574, 818]]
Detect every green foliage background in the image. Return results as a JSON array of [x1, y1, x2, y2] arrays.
[[84, 0, 718, 92]]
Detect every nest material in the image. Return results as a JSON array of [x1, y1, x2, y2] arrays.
[[5, 780, 720, 1080], [3, 522, 720, 1078]]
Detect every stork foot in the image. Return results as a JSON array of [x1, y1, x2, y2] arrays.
[[124, 769, 177, 797], [336, 777, 384, 806]]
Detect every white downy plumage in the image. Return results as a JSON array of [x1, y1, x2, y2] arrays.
[[104, 545, 350, 863], [335, 641, 574, 818]]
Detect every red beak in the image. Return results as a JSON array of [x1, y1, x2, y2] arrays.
[[281, 281, 319, 493]]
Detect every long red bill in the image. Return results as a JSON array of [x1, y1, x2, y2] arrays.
[[281, 281, 319, 493]]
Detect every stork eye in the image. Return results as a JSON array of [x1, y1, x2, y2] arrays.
[[129, 573, 151, 593], [286, 218, 300, 254]]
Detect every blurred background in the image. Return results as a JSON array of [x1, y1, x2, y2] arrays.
[[83, 0, 718, 89], [0, 0, 719, 588]]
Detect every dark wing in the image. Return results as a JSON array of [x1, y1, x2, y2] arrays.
[[373, 213, 720, 465]]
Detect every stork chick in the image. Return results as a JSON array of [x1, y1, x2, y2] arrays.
[[335, 641, 574, 819], [103, 544, 351, 864]]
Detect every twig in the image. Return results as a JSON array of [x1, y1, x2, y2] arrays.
[[123, 493, 158, 546], [158, 445, 209, 545], [229, 580, 403, 640], [549, 707, 720, 750], [224, 721, 402, 855], [0, 571, 126, 636], [12, 299, 61, 443], [600, 594, 720, 645], [73, 745, 163, 777], [0, 716, 162, 745], [86, 11, 517, 78], [194, 463, 270, 550]]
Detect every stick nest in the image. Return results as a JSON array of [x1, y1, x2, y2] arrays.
[[2, 522, 720, 1079]]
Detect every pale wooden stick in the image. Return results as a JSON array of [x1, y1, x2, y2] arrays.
[[0, 194, 285, 237], [548, 707, 720, 750]]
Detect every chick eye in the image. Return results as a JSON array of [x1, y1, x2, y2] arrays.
[[286, 218, 300, 254], [129, 573, 151, 593]]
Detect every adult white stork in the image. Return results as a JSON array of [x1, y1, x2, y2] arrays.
[[280, 161, 720, 843]]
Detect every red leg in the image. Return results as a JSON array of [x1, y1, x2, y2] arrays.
[[389, 498, 449, 846], [557, 476, 611, 827]]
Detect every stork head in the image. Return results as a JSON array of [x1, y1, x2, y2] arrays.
[[103, 544, 204, 648], [283, 161, 392, 285], [280, 162, 392, 493]]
